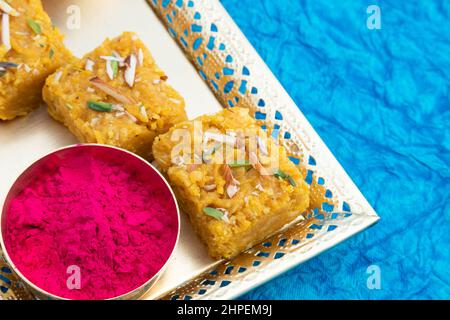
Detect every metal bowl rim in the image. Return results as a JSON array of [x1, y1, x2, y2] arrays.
[[0, 143, 181, 300]]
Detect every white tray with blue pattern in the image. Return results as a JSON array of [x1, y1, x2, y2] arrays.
[[0, 0, 379, 300]]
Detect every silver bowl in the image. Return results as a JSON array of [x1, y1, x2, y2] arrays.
[[0, 144, 181, 300]]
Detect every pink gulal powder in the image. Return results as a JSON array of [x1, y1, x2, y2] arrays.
[[4, 146, 179, 300]]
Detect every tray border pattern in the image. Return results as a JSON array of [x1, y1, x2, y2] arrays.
[[148, 0, 379, 300]]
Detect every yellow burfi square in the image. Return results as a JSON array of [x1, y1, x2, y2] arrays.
[[153, 108, 310, 259], [0, 0, 73, 120], [43, 32, 187, 160]]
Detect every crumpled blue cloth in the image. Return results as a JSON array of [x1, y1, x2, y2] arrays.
[[221, 0, 450, 299]]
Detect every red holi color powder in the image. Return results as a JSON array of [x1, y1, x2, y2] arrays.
[[4, 146, 178, 300]]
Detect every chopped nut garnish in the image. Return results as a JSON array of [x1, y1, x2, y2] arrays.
[[203, 207, 229, 222], [203, 184, 217, 191], [111, 104, 125, 112], [229, 160, 252, 168], [0, 0, 20, 16], [87, 101, 113, 112], [139, 104, 147, 119], [89, 77, 137, 105], [137, 48, 144, 65], [54, 71, 62, 82], [85, 59, 95, 71], [124, 54, 137, 87], [1, 13, 10, 50], [100, 55, 123, 63], [255, 183, 265, 192], [223, 165, 240, 198], [0, 61, 18, 68], [106, 60, 115, 80], [249, 151, 272, 176], [27, 19, 42, 34], [168, 98, 182, 105], [256, 136, 269, 156], [126, 112, 137, 123], [274, 169, 297, 187], [0, 61, 17, 76], [102, 55, 120, 80], [90, 117, 99, 126]]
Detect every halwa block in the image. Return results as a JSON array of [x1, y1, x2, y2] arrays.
[[153, 108, 310, 259], [0, 0, 73, 120], [43, 32, 187, 160]]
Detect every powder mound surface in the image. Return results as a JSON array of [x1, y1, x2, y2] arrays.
[[4, 147, 178, 300]]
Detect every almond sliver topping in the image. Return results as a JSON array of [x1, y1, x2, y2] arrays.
[[54, 71, 63, 82], [106, 60, 114, 80], [139, 105, 148, 119], [0, 0, 20, 17], [169, 98, 182, 105], [111, 104, 125, 112], [204, 132, 236, 146], [113, 51, 126, 67], [255, 183, 265, 192], [126, 111, 137, 123], [256, 136, 269, 156], [223, 165, 240, 198], [138, 48, 144, 66], [100, 55, 123, 63], [249, 151, 272, 176], [203, 184, 217, 191], [1, 13, 11, 50], [85, 59, 95, 71], [218, 208, 230, 223], [89, 77, 137, 105], [124, 54, 137, 88]]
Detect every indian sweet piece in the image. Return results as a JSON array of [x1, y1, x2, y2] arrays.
[[153, 108, 310, 259], [43, 32, 187, 160], [0, 0, 72, 120]]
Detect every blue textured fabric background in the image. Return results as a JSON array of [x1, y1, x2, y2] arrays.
[[220, 0, 450, 299]]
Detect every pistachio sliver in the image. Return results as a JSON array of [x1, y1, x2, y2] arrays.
[[229, 160, 252, 168], [0, 61, 18, 69], [0, 61, 17, 77], [287, 176, 297, 187], [203, 207, 224, 221], [27, 19, 42, 34], [274, 169, 297, 187], [112, 60, 119, 77], [87, 101, 113, 112]]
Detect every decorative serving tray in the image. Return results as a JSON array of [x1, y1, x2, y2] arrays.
[[0, 0, 379, 300]]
